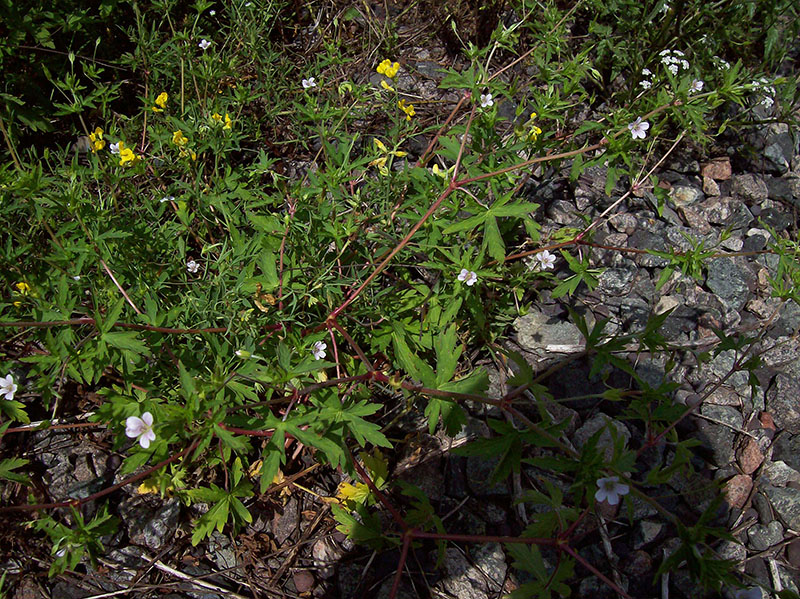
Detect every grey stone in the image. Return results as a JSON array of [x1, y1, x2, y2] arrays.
[[573, 413, 631, 461], [716, 539, 746, 563], [773, 300, 800, 337], [473, 543, 507, 591], [705, 197, 755, 229], [272, 496, 299, 544], [628, 230, 669, 267], [763, 485, 800, 530], [766, 176, 793, 202], [208, 531, 237, 571], [597, 267, 635, 295], [761, 460, 800, 487], [765, 374, 800, 434], [747, 520, 783, 551], [706, 258, 751, 311], [441, 547, 496, 599], [513, 309, 584, 359], [733, 174, 769, 203], [696, 405, 743, 466], [771, 435, 800, 473], [758, 207, 793, 232], [120, 497, 180, 551], [764, 143, 790, 174], [633, 520, 664, 549], [703, 176, 720, 196], [670, 185, 703, 206]]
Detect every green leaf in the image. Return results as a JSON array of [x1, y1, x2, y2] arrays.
[[483, 215, 505, 261], [434, 324, 461, 386], [103, 331, 149, 356], [424, 397, 466, 435], [392, 329, 436, 386], [0, 457, 30, 483]]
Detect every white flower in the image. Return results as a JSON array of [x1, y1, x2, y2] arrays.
[[680, 60, 689, 70], [761, 95, 775, 108], [125, 412, 156, 449], [186, 259, 200, 274], [480, 93, 494, 108], [689, 79, 704, 93], [594, 476, 629, 505], [0, 374, 18, 401], [73, 275, 81, 281], [209, 10, 216, 15], [302, 77, 317, 89], [667, 63, 679, 76], [198, 39, 212, 50], [160, 195, 175, 203], [639, 80, 652, 90], [536, 250, 557, 270], [245, 1, 252, 6], [457, 268, 478, 286], [109, 142, 120, 155], [641, 68, 652, 76], [628, 117, 650, 140], [312, 341, 327, 360]]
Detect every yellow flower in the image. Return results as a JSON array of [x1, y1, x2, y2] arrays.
[[223, 113, 232, 131], [211, 112, 223, 123], [152, 91, 168, 112], [119, 146, 142, 166], [376, 59, 400, 79], [172, 130, 188, 146], [516, 112, 543, 142], [369, 138, 407, 176], [88, 127, 105, 152], [15, 282, 31, 295], [398, 99, 415, 121], [380, 79, 394, 92]]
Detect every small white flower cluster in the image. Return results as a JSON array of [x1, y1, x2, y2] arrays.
[[639, 68, 653, 90], [751, 77, 776, 109], [713, 56, 731, 70], [659, 49, 689, 76]]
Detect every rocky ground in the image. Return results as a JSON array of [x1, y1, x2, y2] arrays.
[[3, 21, 800, 599]]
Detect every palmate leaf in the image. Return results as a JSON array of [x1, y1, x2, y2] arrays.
[[0, 457, 30, 483]]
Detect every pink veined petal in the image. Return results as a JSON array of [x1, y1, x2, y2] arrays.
[[641, 121, 650, 131], [616, 483, 630, 495], [139, 434, 152, 449], [606, 492, 620, 506], [125, 416, 144, 437], [595, 488, 609, 502], [141, 412, 154, 427]]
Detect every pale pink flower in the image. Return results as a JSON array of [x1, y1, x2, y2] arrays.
[[595, 476, 629, 505], [628, 117, 650, 140], [125, 412, 156, 449]]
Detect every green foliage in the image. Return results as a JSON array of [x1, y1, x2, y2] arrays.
[[0, 0, 796, 593], [29, 506, 119, 576]]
